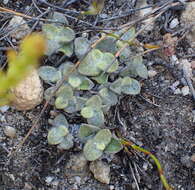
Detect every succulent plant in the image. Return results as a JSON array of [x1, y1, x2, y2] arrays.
[[120, 56, 148, 79], [47, 114, 74, 150], [42, 24, 75, 56], [81, 95, 105, 126], [110, 77, 141, 95], [39, 26, 148, 162], [74, 37, 91, 59], [38, 66, 61, 83], [79, 123, 100, 140], [79, 127, 122, 161], [95, 36, 117, 54]]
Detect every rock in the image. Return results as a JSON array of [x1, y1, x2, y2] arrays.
[[180, 59, 193, 78], [170, 81, 180, 92], [191, 61, 195, 69], [181, 86, 190, 96], [11, 69, 43, 111], [180, 155, 193, 168], [169, 18, 179, 29], [148, 70, 157, 78], [174, 88, 182, 95], [66, 153, 88, 173], [8, 16, 30, 40], [181, 2, 195, 47], [3, 0, 9, 4], [89, 160, 110, 184], [191, 154, 195, 162], [0, 105, 9, 113], [109, 185, 115, 190], [45, 176, 54, 184], [137, 0, 154, 32], [4, 126, 16, 138]]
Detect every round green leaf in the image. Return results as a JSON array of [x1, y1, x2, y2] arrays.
[[57, 134, 74, 150], [55, 96, 69, 109], [121, 77, 141, 95], [109, 78, 123, 95], [86, 95, 102, 109], [56, 84, 73, 99], [68, 75, 82, 88], [105, 138, 123, 154], [47, 125, 68, 145], [78, 49, 102, 76], [74, 37, 90, 59], [93, 129, 112, 146], [78, 77, 94, 90], [99, 88, 118, 106], [81, 106, 94, 118], [59, 62, 74, 76], [38, 66, 61, 83], [79, 124, 100, 139], [83, 129, 112, 161], [92, 73, 108, 84], [53, 114, 68, 127], [97, 52, 118, 73], [59, 42, 74, 57], [44, 87, 55, 102], [87, 109, 105, 126], [83, 139, 103, 161], [95, 36, 117, 54]]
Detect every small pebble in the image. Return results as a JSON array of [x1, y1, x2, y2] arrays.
[[143, 162, 148, 171], [174, 88, 182, 95], [8, 16, 30, 40], [0, 105, 9, 113], [180, 155, 193, 168], [181, 86, 190, 96], [100, 13, 108, 19], [148, 70, 157, 78], [4, 126, 16, 138], [45, 176, 54, 184], [191, 154, 195, 162], [74, 176, 81, 184], [90, 160, 110, 184], [66, 153, 88, 173], [169, 18, 179, 29], [3, 0, 9, 4], [109, 185, 115, 190], [191, 61, 195, 69]]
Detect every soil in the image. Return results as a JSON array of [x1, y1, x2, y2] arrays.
[[0, 0, 195, 190]]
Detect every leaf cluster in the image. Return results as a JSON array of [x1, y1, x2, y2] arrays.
[[40, 23, 148, 160]]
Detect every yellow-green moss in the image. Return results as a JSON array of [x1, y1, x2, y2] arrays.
[[0, 33, 46, 106]]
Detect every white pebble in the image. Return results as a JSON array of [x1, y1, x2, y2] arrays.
[[109, 185, 115, 190], [0, 105, 10, 113], [169, 18, 179, 29], [148, 70, 157, 78], [181, 86, 190, 96], [45, 176, 54, 184], [4, 126, 16, 138], [174, 88, 182, 95], [3, 0, 9, 4]]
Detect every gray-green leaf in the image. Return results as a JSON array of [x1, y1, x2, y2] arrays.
[[105, 138, 123, 154], [38, 66, 61, 83], [74, 37, 90, 59], [48, 125, 69, 145]]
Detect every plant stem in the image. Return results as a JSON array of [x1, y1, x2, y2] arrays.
[[120, 139, 173, 190]]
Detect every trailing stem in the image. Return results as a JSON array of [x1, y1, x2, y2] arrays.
[[120, 139, 173, 190]]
